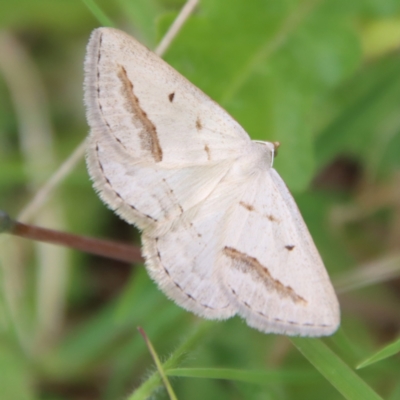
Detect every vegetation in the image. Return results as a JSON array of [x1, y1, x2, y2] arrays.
[[1, 0, 400, 399]]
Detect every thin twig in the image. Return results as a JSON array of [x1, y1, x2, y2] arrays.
[[18, 0, 199, 220], [1, 212, 142, 264], [333, 254, 400, 294], [18, 140, 87, 222], [155, 0, 199, 56]]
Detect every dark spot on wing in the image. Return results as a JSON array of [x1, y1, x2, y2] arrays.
[[204, 144, 211, 160], [239, 201, 255, 211], [223, 246, 306, 304], [196, 117, 203, 131], [117, 65, 163, 162], [267, 214, 279, 223]]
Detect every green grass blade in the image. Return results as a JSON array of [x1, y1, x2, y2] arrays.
[[357, 336, 400, 369], [167, 367, 315, 385], [291, 337, 383, 400], [81, 0, 115, 27], [127, 321, 213, 400], [138, 327, 177, 400], [388, 381, 400, 400]]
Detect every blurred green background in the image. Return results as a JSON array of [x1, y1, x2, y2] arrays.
[[1, 0, 400, 399]]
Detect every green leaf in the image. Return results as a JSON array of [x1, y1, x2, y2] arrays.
[[168, 367, 316, 385], [127, 321, 213, 400], [81, 0, 115, 27], [160, 0, 361, 191], [315, 53, 400, 178], [291, 337, 383, 400], [117, 0, 163, 47], [0, 340, 34, 400], [43, 269, 170, 377], [388, 381, 400, 400], [357, 336, 400, 369]]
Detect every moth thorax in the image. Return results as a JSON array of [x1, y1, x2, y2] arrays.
[[226, 141, 273, 181], [250, 141, 274, 169], [252, 140, 276, 167]]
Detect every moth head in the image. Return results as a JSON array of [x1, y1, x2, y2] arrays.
[[272, 141, 280, 158]]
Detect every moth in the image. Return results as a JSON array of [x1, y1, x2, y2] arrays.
[[84, 28, 340, 336]]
